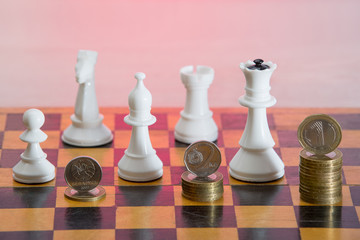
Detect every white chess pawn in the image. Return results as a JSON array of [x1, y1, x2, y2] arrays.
[[117, 72, 163, 182], [13, 109, 56, 183], [229, 59, 284, 182], [62, 50, 113, 147], [174, 65, 218, 144]]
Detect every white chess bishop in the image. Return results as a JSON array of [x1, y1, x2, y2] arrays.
[[13, 109, 55, 183], [62, 50, 113, 147], [117, 72, 163, 182], [229, 59, 284, 182], [174, 65, 218, 144]]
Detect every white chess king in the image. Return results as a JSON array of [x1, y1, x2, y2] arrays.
[[229, 59, 284, 182], [117, 72, 163, 182], [62, 50, 113, 147], [174, 65, 218, 144], [13, 109, 56, 183]]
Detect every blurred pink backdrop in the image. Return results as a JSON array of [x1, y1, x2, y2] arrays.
[[0, 0, 359, 107]]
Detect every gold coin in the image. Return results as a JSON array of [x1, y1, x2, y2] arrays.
[[181, 171, 224, 202], [298, 114, 342, 155], [64, 186, 106, 202], [300, 181, 342, 188], [300, 194, 342, 204], [300, 149, 343, 165], [299, 185, 342, 194], [299, 163, 342, 174], [184, 141, 221, 178], [64, 156, 102, 192]]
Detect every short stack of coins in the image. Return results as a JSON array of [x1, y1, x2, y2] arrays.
[[181, 141, 223, 202], [297, 114, 343, 204]]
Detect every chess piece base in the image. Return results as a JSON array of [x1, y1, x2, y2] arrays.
[[229, 148, 284, 182], [175, 112, 218, 144], [62, 115, 113, 147], [64, 186, 106, 202], [13, 160, 55, 184], [118, 152, 163, 182]]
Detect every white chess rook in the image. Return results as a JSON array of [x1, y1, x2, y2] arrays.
[[174, 65, 218, 144], [118, 72, 163, 182], [229, 60, 284, 182], [62, 50, 113, 147], [13, 109, 55, 183]]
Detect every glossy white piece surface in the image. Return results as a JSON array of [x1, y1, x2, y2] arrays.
[[118, 73, 163, 182], [174, 65, 218, 144], [13, 109, 56, 183], [229, 60, 284, 182], [62, 50, 113, 147]]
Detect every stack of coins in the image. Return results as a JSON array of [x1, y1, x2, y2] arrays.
[[297, 114, 343, 204], [182, 141, 223, 202]]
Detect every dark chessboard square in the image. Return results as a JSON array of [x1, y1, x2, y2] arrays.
[[54, 207, 116, 230], [114, 148, 126, 166], [0, 231, 53, 240], [350, 186, 360, 206], [101, 167, 115, 186], [55, 167, 66, 186], [285, 166, 299, 185], [221, 113, 247, 130], [278, 130, 300, 147], [42, 114, 61, 130], [238, 228, 301, 240], [0, 131, 3, 149], [170, 166, 187, 185], [5, 113, 26, 130], [294, 206, 360, 228], [0, 149, 58, 168], [0, 187, 56, 208], [175, 206, 237, 228], [0, 149, 23, 168], [218, 166, 229, 185], [330, 114, 360, 130], [155, 148, 170, 166], [225, 148, 238, 165], [232, 185, 293, 206], [149, 113, 168, 130], [116, 229, 176, 240], [221, 113, 275, 130], [115, 114, 131, 130], [116, 185, 174, 206], [339, 148, 360, 166], [5, 113, 61, 131]]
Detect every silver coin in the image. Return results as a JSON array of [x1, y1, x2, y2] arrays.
[[184, 141, 221, 177], [64, 156, 102, 192]]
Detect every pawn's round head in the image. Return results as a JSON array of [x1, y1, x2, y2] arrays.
[[23, 109, 45, 130]]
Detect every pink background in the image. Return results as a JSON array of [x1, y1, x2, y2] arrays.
[[1, 0, 359, 108]]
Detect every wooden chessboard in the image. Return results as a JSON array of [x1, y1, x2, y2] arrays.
[[0, 107, 360, 240]]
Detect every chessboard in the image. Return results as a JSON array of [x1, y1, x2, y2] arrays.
[[0, 107, 360, 240]]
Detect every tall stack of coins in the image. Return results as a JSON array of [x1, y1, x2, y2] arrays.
[[297, 114, 343, 204], [182, 141, 223, 202]]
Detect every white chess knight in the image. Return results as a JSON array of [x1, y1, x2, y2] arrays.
[[174, 65, 218, 144], [62, 50, 113, 147], [13, 109, 55, 183], [229, 59, 284, 182], [118, 72, 163, 182]]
